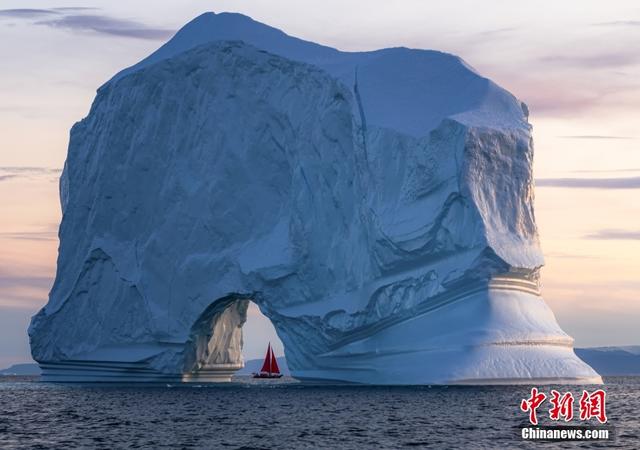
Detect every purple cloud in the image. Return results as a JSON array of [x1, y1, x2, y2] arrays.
[[0, 231, 58, 241], [0, 166, 60, 179], [541, 51, 640, 68], [0, 274, 53, 291], [52, 7, 99, 12], [37, 14, 174, 40], [559, 135, 634, 140], [536, 176, 640, 189], [584, 229, 640, 240], [0, 7, 173, 41], [0, 9, 60, 18], [593, 21, 640, 27], [571, 168, 640, 174]]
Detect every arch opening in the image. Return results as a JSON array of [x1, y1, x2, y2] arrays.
[[181, 294, 285, 382]]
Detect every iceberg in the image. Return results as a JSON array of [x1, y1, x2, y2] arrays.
[[29, 12, 601, 384]]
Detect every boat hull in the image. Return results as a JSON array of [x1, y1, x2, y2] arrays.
[[252, 373, 283, 379]]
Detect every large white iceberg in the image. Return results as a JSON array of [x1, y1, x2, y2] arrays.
[[29, 12, 601, 384]]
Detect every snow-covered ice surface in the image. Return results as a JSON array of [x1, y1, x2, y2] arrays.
[[29, 12, 600, 384]]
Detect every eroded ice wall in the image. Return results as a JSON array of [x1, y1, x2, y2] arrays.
[[29, 13, 600, 384]]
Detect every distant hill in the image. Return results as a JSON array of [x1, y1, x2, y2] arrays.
[[576, 346, 640, 376], [0, 363, 41, 376], [236, 357, 290, 376]]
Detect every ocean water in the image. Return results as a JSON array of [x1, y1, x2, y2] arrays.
[[0, 376, 638, 449]]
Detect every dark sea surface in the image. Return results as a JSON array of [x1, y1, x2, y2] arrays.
[[0, 376, 638, 449]]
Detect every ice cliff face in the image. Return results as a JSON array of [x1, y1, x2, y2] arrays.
[[29, 12, 600, 384]]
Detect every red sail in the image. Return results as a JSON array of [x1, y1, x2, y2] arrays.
[[260, 344, 273, 373], [270, 348, 281, 374]]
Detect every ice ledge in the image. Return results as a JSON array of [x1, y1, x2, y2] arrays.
[[38, 361, 243, 383], [451, 376, 603, 386]]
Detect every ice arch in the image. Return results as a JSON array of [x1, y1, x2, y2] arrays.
[[179, 294, 286, 382]]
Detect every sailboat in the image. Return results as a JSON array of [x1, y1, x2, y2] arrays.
[[253, 342, 283, 379]]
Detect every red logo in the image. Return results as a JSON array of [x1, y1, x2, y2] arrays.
[[520, 387, 546, 425], [520, 388, 607, 425], [549, 389, 574, 422], [579, 389, 607, 424]]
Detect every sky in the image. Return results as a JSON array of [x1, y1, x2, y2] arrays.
[[0, 0, 639, 367]]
